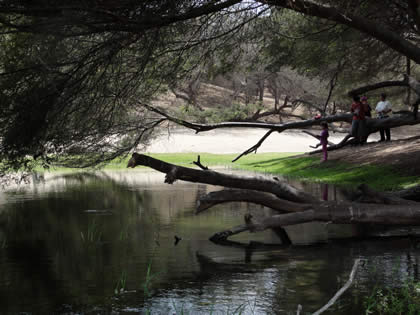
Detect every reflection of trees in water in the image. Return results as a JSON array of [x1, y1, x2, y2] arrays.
[[195, 239, 420, 314], [0, 172, 158, 313], [0, 171, 250, 313], [1, 172, 419, 313]]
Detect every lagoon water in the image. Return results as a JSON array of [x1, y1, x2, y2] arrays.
[[0, 170, 419, 314]]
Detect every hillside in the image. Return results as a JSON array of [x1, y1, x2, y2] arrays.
[[153, 82, 313, 121]]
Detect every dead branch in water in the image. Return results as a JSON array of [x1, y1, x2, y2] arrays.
[[312, 259, 361, 315], [128, 153, 420, 244]]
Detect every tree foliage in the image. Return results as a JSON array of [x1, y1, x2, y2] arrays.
[[0, 1, 264, 171], [1, 0, 420, 172]]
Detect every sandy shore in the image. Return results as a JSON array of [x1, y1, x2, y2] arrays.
[[145, 128, 348, 154]]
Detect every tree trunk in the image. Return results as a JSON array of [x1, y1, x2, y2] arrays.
[[210, 202, 420, 242], [127, 153, 318, 203], [127, 154, 420, 243], [197, 189, 312, 213]]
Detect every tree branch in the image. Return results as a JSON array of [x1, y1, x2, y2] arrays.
[[309, 113, 420, 154], [312, 259, 361, 315], [193, 155, 209, 170], [309, 134, 354, 154], [348, 79, 408, 97], [0, 0, 244, 34], [127, 153, 319, 203], [262, 0, 420, 64], [210, 202, 420, 242], [301, 130, 336, 146], [141, 102, 353, 134], [197, 189, 311, 213], [232, 129, 276, 162]]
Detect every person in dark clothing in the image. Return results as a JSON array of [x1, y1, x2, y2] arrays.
[[360, 96, 372, 143], [350, 95, 366, 144], [361, 96, 372, 117]]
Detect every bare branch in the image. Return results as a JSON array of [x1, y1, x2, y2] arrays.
[[232, 129, 276, 162], [301, 130, 336, 146], [141, 103, 353, 134], [348, 79, 408, 97], [312, 259, 361, 315], [291, 99, 323, 114], [210, 202, 420, 242], [309, 134, 354, 154], [193, 155, 209, 170], [197, 189, 311, 213]]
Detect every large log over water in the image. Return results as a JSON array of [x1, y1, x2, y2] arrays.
[[209, 202, 420, 242], [127, 153, 318, 204], [128, 153, 420, 243]]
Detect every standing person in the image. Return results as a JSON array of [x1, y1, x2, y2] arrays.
[[361, 96, 371, 143], [375, 93, 392, 141], [350, 95, 366, 144], [361, 96, 372, 117], [320, 122, 329, 162]]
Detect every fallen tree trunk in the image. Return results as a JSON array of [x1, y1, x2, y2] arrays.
[[366, 113, 420, 132], [210, 202, 420, 242], [128, 153, 420, 244], [127, 153, 318, 203], [309, 113, 420, 154], [196, 189, 312, 213]]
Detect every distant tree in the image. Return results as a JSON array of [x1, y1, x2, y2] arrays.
[[262, 9, 410, 107]]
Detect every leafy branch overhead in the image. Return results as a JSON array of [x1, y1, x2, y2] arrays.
[[1, 1, 420, 171]]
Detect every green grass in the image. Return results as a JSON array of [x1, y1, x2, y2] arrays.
[[232, 155, 420, 190], [103, 152, 298, 169], [38, 152, 420, 191]]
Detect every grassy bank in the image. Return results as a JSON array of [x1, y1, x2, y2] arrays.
[[103, 152, 297, 169], [101, 152, 419, 191]]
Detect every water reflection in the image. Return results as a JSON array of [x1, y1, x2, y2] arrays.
[[0, 170, 418, 314]]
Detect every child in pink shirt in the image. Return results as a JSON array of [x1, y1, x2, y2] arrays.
[[320, 122, 329, 162]]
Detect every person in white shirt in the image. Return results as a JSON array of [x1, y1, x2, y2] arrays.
[[375, 93, 392, 141]]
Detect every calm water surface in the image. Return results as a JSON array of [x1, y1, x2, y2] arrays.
[[0, 170, 419, 314]]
